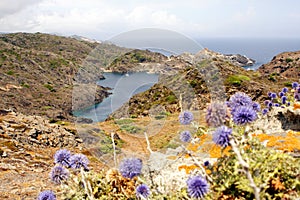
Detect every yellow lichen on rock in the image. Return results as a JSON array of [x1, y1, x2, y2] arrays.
[[178, 164, 199, 174], [254, 131, 300, 152]]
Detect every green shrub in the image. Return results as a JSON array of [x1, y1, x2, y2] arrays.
[[210, 138, 300, 199], [43, 84, 56, 92], [226, 74, 251, 86], [6, 70, 14, 75], [285, 58, 293, 63], [166, 95, 177, 103]]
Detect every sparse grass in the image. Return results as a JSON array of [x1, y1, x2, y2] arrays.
[[120, 124, 144, 134], [115, 118, 133, 125]]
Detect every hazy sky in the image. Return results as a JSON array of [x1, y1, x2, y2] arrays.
[[1, 0, 300, 40]]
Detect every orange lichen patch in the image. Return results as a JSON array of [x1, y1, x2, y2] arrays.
[[254, 132, 300, 152], [270, 177, 285, 190], [178, 164, 199, 174], [205, 169, 212, 175], [209, 145, 231, 158], [186, 134, 209, 152], [294, 102, 300, 110]]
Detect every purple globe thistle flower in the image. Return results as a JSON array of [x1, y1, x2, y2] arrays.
[[270, 93, 277, 99], [228, 92, 253, 112], [282, 87, 288, 93], [212, 125, 232, 147], [252, 102, 261, 112], [49, 166, 69, 184], [54, 149, 71, 167], [186, 176, 209, 199], [278, 92, 284, 98], [262, 108, 269, 115], [136, 184, 151, 199], [206, 102, 227, 127], [297, 87, 300, 93], [180, 130, 192, 143], [204, 161, 210, 167], [232, 106, 257, 125], [268, 102, 273, 108], [69, 154, 89, 170], [268, 92, 272, 97], [264, 100, 270, 106], [274, 103, 280, 107], [179, 111, 194, 125], [37, 190, 56, 200], [287, 102, 291, 106], [292, 82, 299, 89], [281, 96, 287, 104], [119, 158, 142, 179]]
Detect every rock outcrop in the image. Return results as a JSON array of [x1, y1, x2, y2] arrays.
[[192, 48, 255, 67]]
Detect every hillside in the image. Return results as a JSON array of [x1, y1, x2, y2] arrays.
[[110, 50, 289, 119], [258, 50, 300, 80], [0, 32, 129, 121]]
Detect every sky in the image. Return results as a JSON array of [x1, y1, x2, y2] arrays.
[[1, 0, 300, 41]]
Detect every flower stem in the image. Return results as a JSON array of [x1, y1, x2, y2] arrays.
[[229, 139, 261, 200]]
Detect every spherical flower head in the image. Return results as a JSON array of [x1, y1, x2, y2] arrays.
[[282, 87, 288, 93], [268, 92, 272, 97], [136, 184, 151, 199], [287, 102, 291, 106], [204, 161, 210, 167], [206, 102, 227, 127], [232, 106, 257, 125], [180, 130, 192, 143], [54, 149, 71, 167], [228, 92, 253, 112], [274, 103, 280, 107], [179, 111, 194, 125], [292, 82, 299, 89], [270, 93, 277, 99], [264, 100, 270, 106], [252, 102, 261, 112], [69, 154, 89, 170], [186, 176, 209, 199], [212, 125, 232, 147], [50, 166, 69, 184], [37, 190, 56, 200], [119, 158, 142, 179], [281, 96, 287, 104], [262, 108, 269, 115], [268, 102, 273, 108], [278, 92, 284, 98]]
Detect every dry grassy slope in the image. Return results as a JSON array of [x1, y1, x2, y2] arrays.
[[258, 50, 300, 80], [0, 33, 128, 121]]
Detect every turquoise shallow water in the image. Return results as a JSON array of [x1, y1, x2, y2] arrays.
[[74, 72, 159, 122]]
